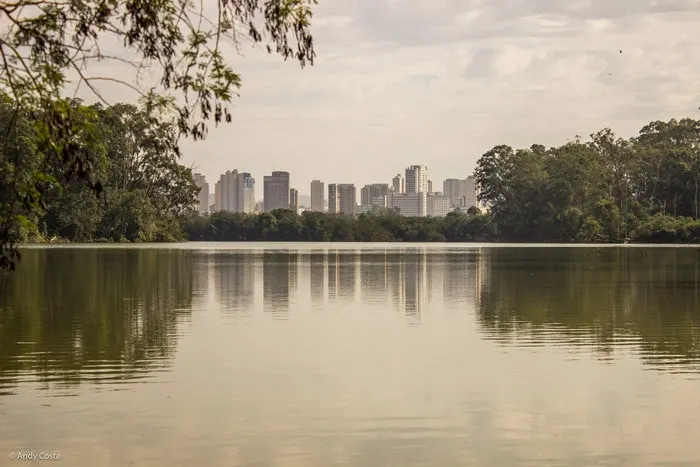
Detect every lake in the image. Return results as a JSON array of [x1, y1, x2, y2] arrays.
[[1, 244, 699, 466]]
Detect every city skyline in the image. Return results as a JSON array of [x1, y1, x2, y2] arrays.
[[192, 165, 478, 201], [193, 164, 479, 215], [194, 165, 477, 202], [64, 2, 700, 211], [195, 165, 479, 215]]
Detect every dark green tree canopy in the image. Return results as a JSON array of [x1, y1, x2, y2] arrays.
[[0, 0, 317, 269], [475, 118, 700, 243]]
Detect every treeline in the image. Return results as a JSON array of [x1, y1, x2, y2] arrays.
[[476, 121, 700, 243], [185, 209, 496, 242], [1, 98, 198, 245], [5, 97, 700, 246]]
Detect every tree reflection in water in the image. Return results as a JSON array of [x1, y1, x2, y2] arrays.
[[0, 248, 194, 395]]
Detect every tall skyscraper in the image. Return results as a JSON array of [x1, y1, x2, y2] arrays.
[[328, 183, 356, 215], [428, 180, 433, 194], [443, 178, 464, 207], [289, 188, 299, 211], [405, 165, 428, 194], [360, 186, 369, 206], [214, 170, 255, 213], [263, 171, 290, 211], [192, 173, 209, 214], [328, 183, 339, 213], [361, 184, 390, 207], [392, 174, 404, 193], [310, 180, 324, 212]]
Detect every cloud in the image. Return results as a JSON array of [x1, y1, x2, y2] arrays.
[[63, 0, 700, 198]]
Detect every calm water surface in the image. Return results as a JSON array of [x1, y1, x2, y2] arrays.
[[1, 244, 699, 466]]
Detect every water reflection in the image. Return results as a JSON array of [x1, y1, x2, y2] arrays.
[[475, 247, 700, 376], [5, 246, 698, 399], [262, 251, 297, 317], [2, 246, 700, 466], [214, 252, 254, 314], [309, 251, 326, 303], [0, 248, 194, 396]]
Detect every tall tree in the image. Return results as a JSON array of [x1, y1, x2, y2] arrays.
[[0, 0, 317, 269]]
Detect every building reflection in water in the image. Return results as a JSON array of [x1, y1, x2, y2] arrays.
[[338, 252, 358, 300], [355, 248, 484, 324], [443, 250, 483, 309], [402, 250, 427, 323], [360, 250, 388, 305], [297, 248, 486, 324], [327, 250, 338, 302], [326, 250, 359, 302], [262, 251, 297, 318], [308, 250, 326, 303], [213, 252, 254, 317]]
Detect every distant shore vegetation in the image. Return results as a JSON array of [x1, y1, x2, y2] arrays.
[[5, 100, 700, 246]]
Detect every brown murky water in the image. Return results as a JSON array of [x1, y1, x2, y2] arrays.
[[1, 244, 699, 466]]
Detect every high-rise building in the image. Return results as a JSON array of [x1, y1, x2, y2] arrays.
[[360, 183, 390, 207], [328, 184, 339, 213], [242, 173, 255, 213], [443, 176, 478, 208], [263, 171, 290, 211], [310, 180, 324, 211], [192, 173, 209, 214], [389, 192, 427, 217], [428, 180, 433, 194], [289, 188, 299, 211], [214, 170, 255, 213], [208, 193, 215, 213], [443, 178, 464, 207], [405, 165, 428, 194], [427, 194, 452, 217], [392, 174, 404, 193], [328, 183, 356, 215], [465, 175, 478, 209]]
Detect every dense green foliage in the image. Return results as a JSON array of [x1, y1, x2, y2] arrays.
[[185, 210, 496, 242], [6, 110, 700, 248], [0, 0, 316, 269], [1, 99, 198, 248], [475, 122, 700, 243]]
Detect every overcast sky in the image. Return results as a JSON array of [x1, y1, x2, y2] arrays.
[[98, 1, 700, 197]]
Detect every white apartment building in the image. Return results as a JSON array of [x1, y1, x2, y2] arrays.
[[310, 180, 324, 211], [389, 192, 427, 217], [405, 165, 428, 194], [427, 193, 453, 217], [192, 173, 209, 214], [214, 170, 255, 213], [443, 176, 478, 208], [391, 174, 404, 193]]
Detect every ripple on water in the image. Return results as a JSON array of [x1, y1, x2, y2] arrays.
[[479, 322, 700, 379]]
